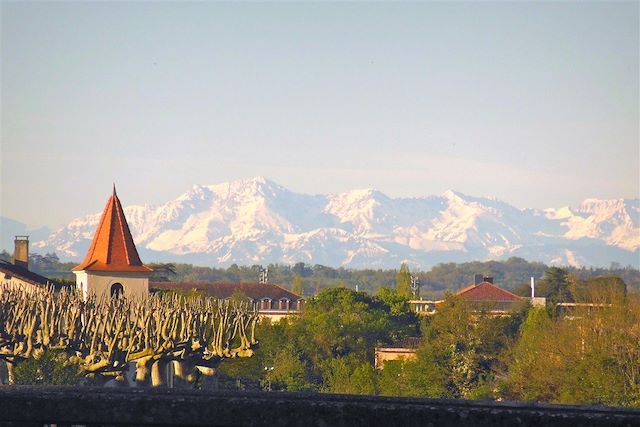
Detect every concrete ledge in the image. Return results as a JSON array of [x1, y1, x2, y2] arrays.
[[0, 386, 639, 426]]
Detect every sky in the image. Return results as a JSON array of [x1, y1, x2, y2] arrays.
[[1, 1, 638, 230]]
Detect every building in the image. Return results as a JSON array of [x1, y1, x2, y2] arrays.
[[151, 281, 304, 322], [555, 302, 612, 320], [409, 275, 543, 316], [72, 187, 152, 299], [0, 236, 55, 291], [374, 337, 420, 369], [452, 275, 524, 313], [408, 299, 440, 316]]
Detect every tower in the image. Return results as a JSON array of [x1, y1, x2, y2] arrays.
[[72, 186, 152, 299]]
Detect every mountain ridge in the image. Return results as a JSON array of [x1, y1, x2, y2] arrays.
[[30, 177, 640, 269]]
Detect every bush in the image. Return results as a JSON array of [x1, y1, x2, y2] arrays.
[[14, 350, 83, 385]]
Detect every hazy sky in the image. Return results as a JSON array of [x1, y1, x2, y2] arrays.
[[1, 1, 638, 229]]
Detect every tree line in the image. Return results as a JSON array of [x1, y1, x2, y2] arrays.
[[3, 250, 638, 297]]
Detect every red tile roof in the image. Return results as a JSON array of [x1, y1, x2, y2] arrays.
[[455, 281, 522, 302], [150, 281, 302, 301], [73, 187, 152, 273]]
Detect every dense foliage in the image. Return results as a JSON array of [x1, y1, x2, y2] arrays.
[[217, 275, 640, 406], [218, 287, 419, 393], [504, 294, 640, 405], [14, 349, 83, 386]]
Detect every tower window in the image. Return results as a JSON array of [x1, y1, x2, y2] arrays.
[[110, 282, 124, 298]]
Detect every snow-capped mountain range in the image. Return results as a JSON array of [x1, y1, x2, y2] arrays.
[[33, 177, 640, 269]]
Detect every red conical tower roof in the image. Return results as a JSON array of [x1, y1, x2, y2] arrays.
[[73, 187, 152, 273]]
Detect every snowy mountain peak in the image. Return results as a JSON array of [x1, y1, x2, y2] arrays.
[[334, 188, 388, 203], [206, 176, 290, 201], [179, 184, 214, 201], [577, 198, 627, 213], [440, 190, 488, 207], [442, 189, 465, 200], [32, 179, 640, 269]]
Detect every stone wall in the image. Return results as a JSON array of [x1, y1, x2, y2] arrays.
[[0, 386, 639, 426]]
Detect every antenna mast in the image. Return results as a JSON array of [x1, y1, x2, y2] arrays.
[[259, 266, 269, 284], [410, 275, 421, 299]]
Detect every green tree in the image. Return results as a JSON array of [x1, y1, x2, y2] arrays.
[[568, 276, 627, 303], [396, 262, 412, 298], [269, 343, 314, 391], [294, 288, 418, 366], [292, 262, 313, 277], [378, 346, 447, 398], [349, 363, 377, 395], [321, 355, 377, 395], [502, 308, 556, 401], [148, 263, 177, 282], [375, 287, 418, 342], [14, 350, 83, 386], [376, 287, 410, 316], [539, 267, 571, 304], [320, 356, 356, 393], [422, 298, 479, 398], [417, 295, 527, 399], [292, 274, 304, 296], [503, 291, 640, 406], [378, 361, 409, 396]]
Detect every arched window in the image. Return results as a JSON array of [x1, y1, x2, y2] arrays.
[[279, 298, 290, 310], [110, 282, 124, 298]]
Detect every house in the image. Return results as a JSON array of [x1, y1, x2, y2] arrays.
[[410, 275, 540, 316], [452, 275, 524, 313], [151, 281, 304, 322], [0, 236, 55, 291], [72, 186, 152, 299], [374, 337, 420, 369]]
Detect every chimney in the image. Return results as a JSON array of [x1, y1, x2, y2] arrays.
[[531, 277, 535, 298], [483, 276, 494, 284], [474, 274, 483, 285], [13, 236, 29, 270]]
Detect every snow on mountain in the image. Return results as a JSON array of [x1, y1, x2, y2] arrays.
[[33, 177, 640, 268], [562, 199, 639, 251]]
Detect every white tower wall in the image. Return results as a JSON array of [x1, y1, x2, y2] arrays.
[[73, 270, 149, 300]]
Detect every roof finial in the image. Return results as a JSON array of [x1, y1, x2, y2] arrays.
[[113, 183, 117, 196]]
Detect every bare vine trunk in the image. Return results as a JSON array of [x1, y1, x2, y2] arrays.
[[6, 361, 15, 385], [151, 360, 166, 387]]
